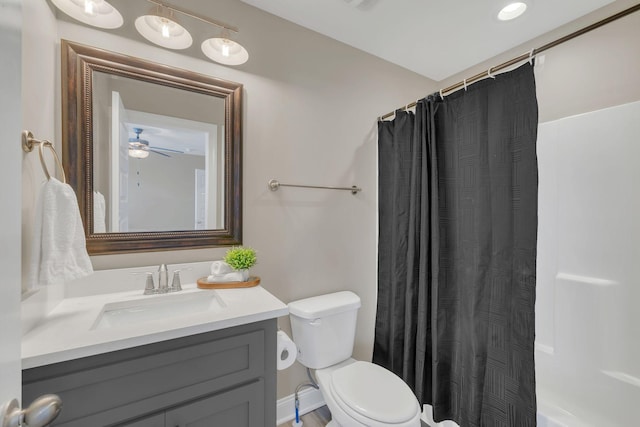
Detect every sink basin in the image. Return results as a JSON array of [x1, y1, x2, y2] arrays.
[[91, 291, 225, 330]]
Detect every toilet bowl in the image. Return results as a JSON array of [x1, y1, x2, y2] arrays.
[[316, 359, 421, 427], [288, 292, 421, 427]]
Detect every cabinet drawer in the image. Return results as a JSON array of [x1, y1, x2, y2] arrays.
[[23, 322, 270, 427], [166, 379, 264, 427], [118, 413, 164, 427]]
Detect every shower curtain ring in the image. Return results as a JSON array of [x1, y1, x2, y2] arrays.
[[487, 67, 496, 79], [463, 79, 468, 91], [439, 89, 444, 100], [529, 49, 535, 65]]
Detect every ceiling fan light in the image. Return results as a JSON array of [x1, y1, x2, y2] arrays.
[[51, 0, 123, 29], [201, 37, 249, 65], [135, 15, 193, 50], [498, 2, 528, 21], [129, 147, 150, 159]]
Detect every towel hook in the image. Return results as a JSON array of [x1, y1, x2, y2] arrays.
[[22, 130, 67, 183]]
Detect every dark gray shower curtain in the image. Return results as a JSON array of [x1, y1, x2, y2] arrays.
[[374, 63, 538, 427]]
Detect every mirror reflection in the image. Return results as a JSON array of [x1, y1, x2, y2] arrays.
[[92, 72, 226, 233], [62, 40, 243, 255]]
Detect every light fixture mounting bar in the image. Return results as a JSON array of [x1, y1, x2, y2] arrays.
[[145, 0, 239, 33]]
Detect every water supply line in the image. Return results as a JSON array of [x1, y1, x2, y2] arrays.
[[292, 368, 319, 427]]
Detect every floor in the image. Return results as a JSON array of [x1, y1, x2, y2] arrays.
[[278, 405, 332, 427], [277, 405, 429, 427]]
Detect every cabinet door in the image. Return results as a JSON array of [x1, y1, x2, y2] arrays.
[[165, 380, 264, 427], [118, 413, 164, 427]]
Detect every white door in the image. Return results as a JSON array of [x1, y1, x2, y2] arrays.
[[195, 169, 206, 229], [0, 0, 24, 411], [111, 91, 130, 232], [1, 3, 63, 424]]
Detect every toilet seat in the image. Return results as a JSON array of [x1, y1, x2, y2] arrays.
[[329, 361, 420, 426]]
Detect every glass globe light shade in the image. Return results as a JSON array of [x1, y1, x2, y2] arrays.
[[51, 0, 123, 29], [134, 15, 193, 50], [201, 37, 249, 66]]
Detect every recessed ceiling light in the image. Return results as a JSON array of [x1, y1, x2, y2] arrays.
[[498, 2, 528, 21]]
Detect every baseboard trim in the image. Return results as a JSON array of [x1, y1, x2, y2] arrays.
[[276, 387, 325, 425]]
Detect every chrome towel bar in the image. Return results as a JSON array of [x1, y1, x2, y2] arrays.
[[268, 179, 361, 195]]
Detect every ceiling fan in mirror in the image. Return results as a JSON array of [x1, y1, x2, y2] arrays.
[[128, 127, 183, 159]]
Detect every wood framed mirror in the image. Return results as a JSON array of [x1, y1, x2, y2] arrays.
[[61, 40, 242, 255]]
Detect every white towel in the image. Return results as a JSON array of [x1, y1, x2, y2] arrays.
[[29, 178, 94, 289], [207, 260, 241, 282], [210, 260, 233, 275], [206, 271, 245, 283], [93, 190, 106, 233]]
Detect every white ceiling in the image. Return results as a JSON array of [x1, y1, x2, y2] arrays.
[[240, 0, 615, 81], [125, 123, 207, 157], [125, 111, 212, 157]]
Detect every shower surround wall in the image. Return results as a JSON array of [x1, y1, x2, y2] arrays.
[[536, 100, 640, 426]]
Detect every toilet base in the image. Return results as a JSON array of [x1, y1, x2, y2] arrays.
[[326, 421, 339, 427]]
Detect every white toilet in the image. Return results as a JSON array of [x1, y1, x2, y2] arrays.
[[288, 291, 422, 427]]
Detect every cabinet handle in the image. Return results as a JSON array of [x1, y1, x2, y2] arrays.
[[1, 395, 62, 427]]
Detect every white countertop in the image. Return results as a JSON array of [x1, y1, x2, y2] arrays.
[[22, 284, 288, 369]]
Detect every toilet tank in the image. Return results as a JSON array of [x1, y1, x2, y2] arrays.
[[288, 291, 361, 369]]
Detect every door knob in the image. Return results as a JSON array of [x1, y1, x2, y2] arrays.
[[1, 395, 62, 427]]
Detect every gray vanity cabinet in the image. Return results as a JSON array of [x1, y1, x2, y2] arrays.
[[22, 320, 277, 427], [165, 379, 264, 427], [119, 413, 165, 427]]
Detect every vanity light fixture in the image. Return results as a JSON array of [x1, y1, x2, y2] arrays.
[[497, 2, 528, 21], [142, 0, 250, 65], [51, 0, 123, 29], [53, 0, 249, 65]]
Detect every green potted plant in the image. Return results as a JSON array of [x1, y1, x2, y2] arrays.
[[224, 246, 257, 281]]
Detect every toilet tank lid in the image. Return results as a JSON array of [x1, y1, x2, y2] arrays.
[[288, 291, 361, 319]]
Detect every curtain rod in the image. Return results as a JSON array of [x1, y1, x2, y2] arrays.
[[378, 2, 640, 121]]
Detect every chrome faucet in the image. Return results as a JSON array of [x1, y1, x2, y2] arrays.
[[157, 264, 169, 293], [141, 264, 183, 295]]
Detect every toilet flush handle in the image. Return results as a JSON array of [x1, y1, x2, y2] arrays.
[[309, 319, 322, 326]]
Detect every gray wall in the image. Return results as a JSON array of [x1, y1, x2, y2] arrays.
[[20, 0, 640, 405], [21, 0, 66, 335], [438, 0, 640, 124], [127, 153, 205, 232], [22, 0, 436, 400]]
